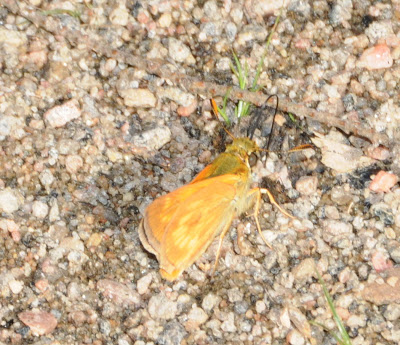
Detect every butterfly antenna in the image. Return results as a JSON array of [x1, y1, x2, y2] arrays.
[[247, 95, 279, 150], [211, 99, 235, 140], [265, 94, 279, 152]]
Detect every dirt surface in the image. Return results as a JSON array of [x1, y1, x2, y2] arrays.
[[1, 0, 400, 344]]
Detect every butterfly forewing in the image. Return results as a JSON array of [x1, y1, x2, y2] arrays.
[[159, 176, 241, 279]]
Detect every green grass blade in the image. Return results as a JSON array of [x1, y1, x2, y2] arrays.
[[309, 321, 345, 345], [316, 270, 353, 345]]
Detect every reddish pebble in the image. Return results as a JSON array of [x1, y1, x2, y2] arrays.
[[35, 279, 49, 292], [177, 99, 198, 117], [295, 176, 318, 196], [119, 217, 130, 228], [369, 171, 398, 193], [294, 38, 311, 50], [137, 12, 149, 24], [199, 150, 212, 163], [359, 44, 393, 70], [120, 122, 130, 134], [335, 307, 350, 321], [176, 25, 186, 35], [10, 230, 21, 242], [367, 146, 390, 161], [41, 258, 56, 275], [371, 251, 394, 272], [68, 311, 87, 326], [18, 310, 57, 336]]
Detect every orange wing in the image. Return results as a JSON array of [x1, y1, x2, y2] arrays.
[[140, 174, 242, 280], [139, 175, 231, 255]]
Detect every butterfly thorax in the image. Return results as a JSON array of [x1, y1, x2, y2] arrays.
[[190, 137, 259, 184], [225, 137, 259, 163]]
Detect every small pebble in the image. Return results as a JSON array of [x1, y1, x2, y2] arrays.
[[32, 200, 49, 219], [286, 329, 305, 345], [202, 293, 221, 312], [148, 293, 178, 320], [221, 312, 236, 333], [168, 38, 195, 64], [109, 6, 129, 26], [371, 251, 394, 272], [295, 176, 318, 195], [367, 146, 390, 161], [369, 171, 398, 193], [177, 99, 198, 117], [44, 100, 81, 128], [18, 310, 58, 336], [97, 279, 141, 306], [119, 88, 156, 108], [133, 126, 171, 151], [65, 155, 84, 174], [0, 188, 24, 214], [9, 280, 24, 294], [186, 306, 208, 327], [292, 258, 316, 281], [358, 44, 393, 70], [255, 300, 266, 314], [362, 268, 400, 305], [137, 273, 152, 295], [158, 13, 172, 28], [35, 279, 49, 292], [39, 169, 55, 187]]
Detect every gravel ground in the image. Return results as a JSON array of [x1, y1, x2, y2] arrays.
[[1, 0, 400, 344]]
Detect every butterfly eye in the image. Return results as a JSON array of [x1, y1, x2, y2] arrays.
[[249, 153, 257, 167]]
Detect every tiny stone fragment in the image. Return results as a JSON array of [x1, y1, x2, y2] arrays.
[[18, 310, 57, 336], [168, 38, 195, 64], [65, 155, 84, 174], [292, 258, 316, 281], [32, 200, 49, 219], [0, 188, 24, 214], [44, 100, 81, 128], [369, 171, 398, 193], [97, 279, 140, 306], [295, 176, 318, 195], [119, 88, 156, 108], [133, 126, 171, 152], [358, 44, 393, 70], [137, 273, 152, 295], [148, 293, 178, 320]]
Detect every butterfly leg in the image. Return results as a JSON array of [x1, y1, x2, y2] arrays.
[[247, 188, 272, 249], [259, 188, 295, 220], [247, 187, 295, 249], [211, 214, 235, 277]]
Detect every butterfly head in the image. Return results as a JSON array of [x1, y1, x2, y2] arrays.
[[225, 137, 260, 160]]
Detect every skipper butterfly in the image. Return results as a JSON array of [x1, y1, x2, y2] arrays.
[[138, 101, 293, 281]]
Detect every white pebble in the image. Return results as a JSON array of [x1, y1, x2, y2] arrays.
[[39, 169, 55, 187], [119, 88, 156, 108], [110, 6, 129, 26], [9, 280, 24, 294], [0, 188, 24, 214], [44, 100, 81, 128], [32, 200, 49, 219], [65, 155, 83, 174]]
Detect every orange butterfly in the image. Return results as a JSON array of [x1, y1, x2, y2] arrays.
[[139, 100, 294, 281], [138, 140, 294, 281]]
